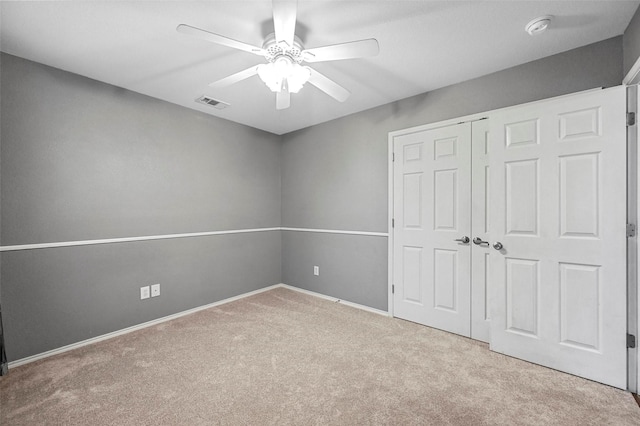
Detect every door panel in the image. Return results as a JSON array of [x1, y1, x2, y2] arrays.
[[489, 87, 627, 389], [559, 153, 600, 237], [505, 257, 539, 336], [434, 169, 458, 230], [393, 123, 471, 337], [505, 159, 539, 235], [402, 246, 423, 303], [559, 262, 600, 350], [403, 173, 423, 227], [434, 249, 457, 311]]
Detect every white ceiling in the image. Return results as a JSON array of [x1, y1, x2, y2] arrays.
[[1, 1, 638, 135]]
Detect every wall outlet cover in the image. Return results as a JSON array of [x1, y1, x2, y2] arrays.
[[140, 286, 150, 300], [313, 266, 319, 276], [151, 283, 160, 297]]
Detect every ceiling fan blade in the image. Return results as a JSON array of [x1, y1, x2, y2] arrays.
[[307, 68, 350, 102], [208, 66, 260, 89], [272, 0, 297, 48], [276, 89, 291, 110], [177, 24, 265, 56], [302, 38, 379, 63]]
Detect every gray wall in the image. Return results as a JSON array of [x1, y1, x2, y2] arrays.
[[1, 55, 281, 245], [624, 4, 640, 78], [281, 36, 623, 310], [0, 53, 282, 361], [3, 232, 280, 360], [282, 232, 388, 311]]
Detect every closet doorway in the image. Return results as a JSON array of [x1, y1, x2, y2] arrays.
[[390, 86, 628, 389]]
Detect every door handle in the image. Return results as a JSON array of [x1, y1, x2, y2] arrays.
[[473, 237, 489, 246], [493, 241, 504, 250], [454, 236, 470, 244]]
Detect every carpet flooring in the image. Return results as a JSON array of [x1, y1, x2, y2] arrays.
[[1, 287, 639, 425]]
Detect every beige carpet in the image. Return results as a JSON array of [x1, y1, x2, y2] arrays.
[[1, 287, 638, 425]]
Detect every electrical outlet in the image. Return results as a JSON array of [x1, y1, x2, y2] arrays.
[[314, 266, 319, 276], [151, 283, 160, 297], [140, 286, 150, 300]]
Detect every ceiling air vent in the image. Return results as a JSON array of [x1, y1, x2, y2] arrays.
[[195, 95, 229, 109]]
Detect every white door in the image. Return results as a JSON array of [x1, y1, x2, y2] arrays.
[[489, 87, 627, 388], [471, 119, 492, 342], [393, 122, 472, 336]]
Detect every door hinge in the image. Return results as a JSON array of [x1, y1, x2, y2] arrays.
[[628, 333, 636, 349], [392, 284, 395, 294], [628, 112, 636, 127], [392, 218, 395, 228], [392, 152, 395, 162], [627, 223, 636, 238]]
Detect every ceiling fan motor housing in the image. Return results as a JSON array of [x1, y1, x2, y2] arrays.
[[263, 33, 305, 64]]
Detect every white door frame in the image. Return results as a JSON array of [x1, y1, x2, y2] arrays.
[[630, 84, 639, 393], [636, 84, 640, 394], [387, 86, 637, 390], [621, 57, 638, 392]]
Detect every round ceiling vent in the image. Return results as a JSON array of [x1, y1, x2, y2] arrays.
[[525, 15, 553, 36]]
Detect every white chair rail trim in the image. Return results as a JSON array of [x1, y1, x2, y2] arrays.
[[0, 227, 388, 252]]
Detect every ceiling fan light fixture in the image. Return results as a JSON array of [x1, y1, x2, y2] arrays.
[[274, 56, 292, 75], [257, 63, 282, 92], [287, 65, 311, 93], [258, 57, 310, 93]]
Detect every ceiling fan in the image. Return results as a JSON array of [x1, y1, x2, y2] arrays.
[[177, 0, 379, 110]]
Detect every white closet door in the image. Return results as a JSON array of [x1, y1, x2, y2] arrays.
[[393, 122, 472, 337], [471, 119, 492, 342], [489, 87, 627, 388]]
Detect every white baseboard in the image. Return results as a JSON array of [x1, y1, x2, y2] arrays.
[[8, 283, 388, 370], [278, 283, 389, 317], [8, 284, 282, 369]]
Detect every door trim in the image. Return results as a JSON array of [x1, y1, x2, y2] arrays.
[[630, 84, 639, 393], [637, 84, 640, 394], [623, 56, 640, 85]]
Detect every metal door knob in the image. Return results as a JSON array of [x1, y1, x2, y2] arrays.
[[454, 236, 470, 244], [473, 237, 489, 246], [493, 242, 504, 250]]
